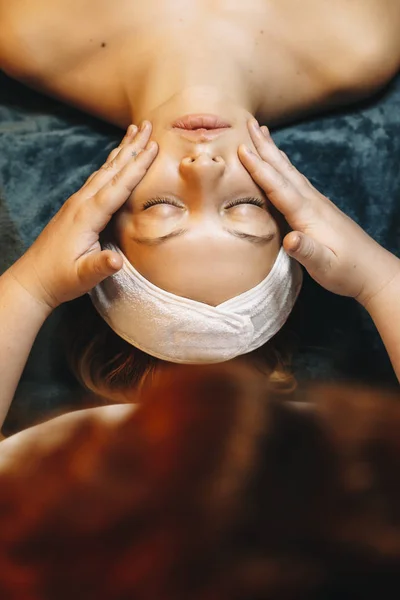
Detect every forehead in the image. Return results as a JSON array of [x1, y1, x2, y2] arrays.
[[123, 227, 280, 305]]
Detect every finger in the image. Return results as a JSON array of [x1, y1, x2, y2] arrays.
[[104, 123, 139, 163], [118, 124, 139, 150], [238, 145, 307, 219], [77, 249, 123, 291], [81, 121, 153, 196], [283, 231, 336, 278], [247, 120, 312, 193], [81, 125, 138, 189], [82, 170, 99, 188], [86, 141, 159, 232]]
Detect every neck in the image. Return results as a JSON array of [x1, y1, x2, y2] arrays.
[[126, 48, 259, 125]]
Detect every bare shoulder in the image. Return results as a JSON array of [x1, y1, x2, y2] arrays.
[[0, 404, 137, 473], [0, 0, 131, 125], [333, 0, 400, 91], [0, 0, 51, 77], [0, 0, 98, 78]]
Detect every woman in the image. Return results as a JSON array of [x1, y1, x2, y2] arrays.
[[0, 0, 399, 307], [0, 0, 399, 404], [1, 123, 399, 431]]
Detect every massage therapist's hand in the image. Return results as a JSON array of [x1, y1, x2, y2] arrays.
[[9, 123, 158, 310], [239, 120, 400, 307]]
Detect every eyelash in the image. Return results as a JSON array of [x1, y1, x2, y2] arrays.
[[142, 197, 265, 209], [142, 197, 183, 210], [224, 197, 265, 209]]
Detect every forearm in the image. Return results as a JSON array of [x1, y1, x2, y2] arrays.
[[360, 253, 400, 383], [0, 268, 52, 429]]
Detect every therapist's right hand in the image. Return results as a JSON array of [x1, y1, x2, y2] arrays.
[[238, 119, 400, 308]]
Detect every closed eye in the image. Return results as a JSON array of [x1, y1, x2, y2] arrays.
[[224, 197, 265, 209], [142, 196, 266, 210], [142, 197, 184, 210]]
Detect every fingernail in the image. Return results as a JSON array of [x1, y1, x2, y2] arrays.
[[289, 234, 301, 253], [140, 121, 148, 132], [242, 145, 259, 158], [261, 125, 270, 138], [147, 141, 157, 151], [251, 118, 261, 130], [107, 256, 119, 269]]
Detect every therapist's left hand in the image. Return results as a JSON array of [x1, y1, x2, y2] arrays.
[[9, 123, 158, 310]]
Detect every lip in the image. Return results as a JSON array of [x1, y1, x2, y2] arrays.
[[171, 113, 232, 142], [171, 114, 232, 130], [174, 128, 230, 143]]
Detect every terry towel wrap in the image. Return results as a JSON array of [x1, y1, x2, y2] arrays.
[[90, 244, 303, 364]]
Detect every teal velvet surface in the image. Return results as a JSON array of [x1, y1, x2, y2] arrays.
[[1, 72, 399, 432]]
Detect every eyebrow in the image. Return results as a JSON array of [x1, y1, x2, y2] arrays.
[[132, 228, 276, 246], [132, 229, 188, 246], [224, 229, 276, 245]]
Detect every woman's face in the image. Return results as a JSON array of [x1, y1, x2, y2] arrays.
[[114, 114, 281, 306]]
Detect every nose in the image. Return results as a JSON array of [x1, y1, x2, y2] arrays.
[[180, 153, 226, 181]]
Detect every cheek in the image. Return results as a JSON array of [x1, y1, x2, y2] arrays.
[[129, 152, 183, 201], [229, 125, 258, 153]]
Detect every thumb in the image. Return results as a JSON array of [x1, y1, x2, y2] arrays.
[[78, 249, 123, 290], [283, 231, 335, 277]]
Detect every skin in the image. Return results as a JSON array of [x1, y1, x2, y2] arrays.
[[114, 118, 281, 305], [1, 0, 400, 303], [1, 123, 400, 451], [0, 0, 399, 449], [0, 126, 157, 427]]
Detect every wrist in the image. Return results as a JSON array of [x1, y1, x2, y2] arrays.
[[355, 246, 400, 310], [6, 256, 56, 317]]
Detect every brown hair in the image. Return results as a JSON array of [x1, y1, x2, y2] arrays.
[[0, 365, 400, 600], [62, 295, 295, 401]]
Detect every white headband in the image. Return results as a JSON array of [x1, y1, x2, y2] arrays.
[[89, 244, 302, 364]]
